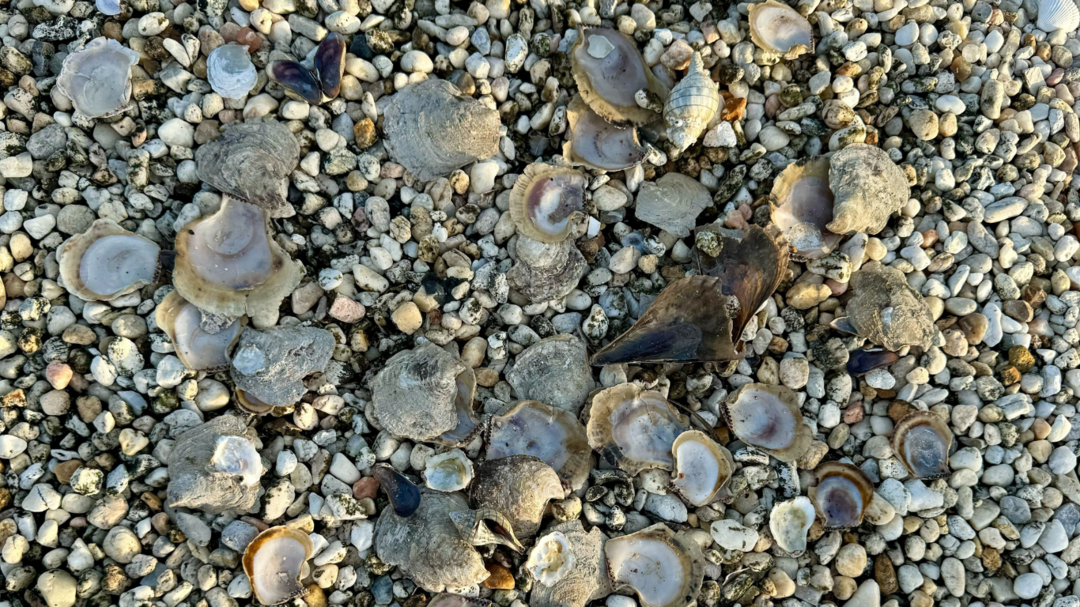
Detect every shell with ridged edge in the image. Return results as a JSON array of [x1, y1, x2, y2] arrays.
[[604, 523, 705, 607], [58, 219, 161, 303], [570, 27, 670, 126], [509, 163, 587, 243], [242, 525, 314, 606], [1038, 0, 1080, 34], [748, 0, 814, 60], [664, 52, 722, 153]]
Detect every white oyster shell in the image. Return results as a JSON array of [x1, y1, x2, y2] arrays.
[[526, 531, 575, 587], [57, 37, 141, 119], [670, 430, 735, 507], [207, 44, 258, 99], [242, 526, 314, 605], [58, 220, 161, 302], [605, 524, 705, 607], [424, 449, 474, 492], [586, 383, 690, 475], [769, 496, 816, 553]]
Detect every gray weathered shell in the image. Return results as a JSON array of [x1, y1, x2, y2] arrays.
[[230, 326, 335, 408], [448, 508, 525, 552], [841, 262, 935, 351], [194, 121, 300, 218], [207, 44, 258, 100], [635, 172, 713, 238], [664, 53, 721, 153], [56, 37, 140, 119], [529, 520, 613, 607], [371, 344, 468, 441], [827, 143, 910, 235], [505, 334, 595, 414], [166, 415, 263, 513], [506, 236, 589, 304], [469, 455, 565, 538], [487, 400, 592, 491], [383, 79, 501, 181]]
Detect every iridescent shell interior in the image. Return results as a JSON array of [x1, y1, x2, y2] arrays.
[[156, 290, 242, 371], [892, 411, 953, 479], [564, 96, 647, 172], [604, 524, 704, 607], [586, 383, 690, 474], [723, 383, 812, 462], [59, 219, 161, 303], [242, 526, 313, 605], [509, 164, 587, 244], [770, 157, 841, 260], [811, 462, 875, 529], [571, 28, 668, 125]]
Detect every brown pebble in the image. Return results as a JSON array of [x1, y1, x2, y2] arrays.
[[887, 400, 917, 424], [353, 118, 378, 149], [353, 477, 380, 500], [304, 585, 327, 607], [1008, 346, 1035, 372], [46, 361, 73, 390], [1000, 365, 1021, 386], [875, 553, 899, 594], [958, 313, 988, 344], [482, 563, 515, 590], [54, 460, 83, 484], [1031, 417, 1051, 440], [1003, 299, 1033, 322]]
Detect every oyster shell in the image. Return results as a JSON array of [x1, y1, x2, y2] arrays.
[[505, 334, 595, 414], [826, 143, 911, 236], [770, 156, 841, 260], [670, 430, 735, 507], [892, 410, 953, 479], [448, 508, 525, 553], [769, 496, 816, 552], [58, 219, 161, 303], [486, 400, 591, 491], [635, 172, 713, 238], [373, 464, 422, 517], [242, 525, 314, 605], [563, 95, 647, 171], [371, 343, 469, 441], [268, 33, 346, 104], [434, 367, 481, 447], [469, 455, 565, 538], [428, 596, 494, 607], [166, 415, 263, 513], [424, 449, 474, 492], [586, 383, 690, 474], [664, 52, 721, 153], [155, 290, 242, 372], [605, 524, 705, 607], [172, 196, 302, 323], [593, 225, 788, 365], [529, 520, 612, 607], [1038, 0, 1080, 34], [509, 163, 587, 244], [57, 37, 141, 119], [748, 1, 814, 59], [836, 262, 935, 351], [383, 79, 501, 181], [571, 28, 669, 125], [809, 462, 875, 530], [230, 326, 335, 408], [207, 44, 258, 99], [526, 531, 575, 586], [723, 383, 813, 463], [506, 236, 589, 304], [194, 120, 300, 218]]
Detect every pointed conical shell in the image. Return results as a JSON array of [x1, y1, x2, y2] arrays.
[[586, 383, 690, 475], [748, 0, 814, 59], [664, 52, 721, 153], [769, 496, 816, 552], [809, 462, 875, 530], [564, 95, 647, 172], [487, 400, 592, 491], [243, 526, 314, 606], [770, 156, 841, 260], [448, 508, 525, 553], [509, 163, 587, 244], [156, 290, 242, 372], [58, 219, 161, 302], [892, 410, 953, 479], [670, 430, 735, 507], [571, 27, 670, 126], [605, 524, 705, 607], [723, 383, 812, 463], [1038, 0, 1080, 34]]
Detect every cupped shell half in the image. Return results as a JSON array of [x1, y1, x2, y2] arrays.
[[840, 262, 935, 351], [585, 383, 690, 475], [166, 415, 263, 513], [1038, 0, 1080, 34], [57, 37, 141, 119], [892, 410, 953, 479], [424, 449, 474, 492], [605, 523, 705, 607], [827, 143, 911, 236], [509, 163, 587, 244], [207, 43, 258, 100], [371, 343, 468, 441], [194, 120, 301, 218], [486, 400, 591, 491], [571, 28, 669, 126], [748, 1, 814, 59], [723, 383, 812, 463], [808, 462, 875, 530], [770, 156, 841, 260], [670, 430, 735, 507], [242, 525, 314, 605], [156, 290, 242, 372], [526, 531, 575, 586], [769, 496, 816, 553], [529, 520, 612, 607], [564, 95, 647, 172], [469, 455, 565, 538], [59, 219, 161, 303]]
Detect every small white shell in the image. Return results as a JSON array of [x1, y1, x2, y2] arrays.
[[664, 52, 721, 153], [242, 526, 314, 605], [210, 435, 263, 487], [748, 1, 814, 59], [526, 531, 576, 587], [207, 44, 258, 99], [96, 0, 121, 15], [670, 430, 735, 507], [1038, 0, 1080, 34], [424, 449, 474, 492], [769, 496, 816, 553], [57, 37, 141, 119]]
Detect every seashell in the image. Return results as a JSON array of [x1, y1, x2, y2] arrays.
[[529, 520, 612, 607], [570, 28, 669, 125], [448, 508, 525, 553], [669, 430, 735, 507], [268, 60, 322, 105], [383, 79, 501, 181], [748, 1, 814, 59], [664, 52, 722, 153], [469, 455, 565, 538], [173, 196, 302, 323], [586, 383, 690, 475], [166, 415, 263, 513], [1038, 0, 1080, 34], [372, 464, 422, 517], [268, 33, 346, 104], [770, 156, 842, 260], [371, 343, 469, 441], [424, 449, 474, 492], [235, 388, 293, 416], [433, 367, 480, 447], [506, 236, 589, 304], [509, 163, 587, 244], [207, 44, 258, 99], [230, 326, 335, 407], [847, 348, 900, 375], [892, 410, 953, 479], [723, 383, 813, 463], [635, 172, 714, 238], [96, 0, 121, 15], [428, 595, 494, 607], [593, 225, 788, 365], [826, 143, 911, 236], [57, 37, 141, 119], [526, 531, 575, 586], [486, 400, 591, 491], [769, 496, 816, 553], [155, 290, 242, 372], [563, 95, 647, 172], [194, 120, 300, 219], [374, 490, 489, 592], [314, 32, 346, 99], [504, 334, 595, 414], [836, 262, 935, 351], [605, 524, 705, 607], [58, 219, 160, 303], [242, 525, 314, 606], [808, 462, 875, 530]]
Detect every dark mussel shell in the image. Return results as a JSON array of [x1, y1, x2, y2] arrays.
[[846, 348, 900, 375], [269, 60, 322, 104], [314, 33, 346, 99], [373, 464, 421, 517]]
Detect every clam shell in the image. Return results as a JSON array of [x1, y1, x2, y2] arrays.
[[664, 52, 721, 153], [585, 383, 690, 475], [448, 508, 524, 553], [509, 163, 587, 244], [723, 383, 813, 463], [242, 525, 314, 606], [486, 400, 592, 491], [605, 524, 705, 607], [892, 410, 953, 479], [563, 95, 647, 172], [371, 343, 468, 441], [769, 496, 816, 553], [826, 143, 910, 236], [748, 0, 814, 59], [469, 455, 565, 538], [809, 462, 875, 530], [58, 219, 161, 303], [166, 415, 263, 513], [207, 44, 258, 100], [194, 120, 300, 219], [56, 37, 140, 119], [770, 156, 841, 260], [842, 262, 935, 351], [529, 520, 612, 607], [571, 28, 670, 126], [1038, 0, 1080, 34], [669, 430, 735, 507], [155, 290, 242, 372]]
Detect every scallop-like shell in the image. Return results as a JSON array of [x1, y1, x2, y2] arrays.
[[506, 236, 589, 304], [424, 449, 474, 492], [827, 143, 911, 236], [723, 383, 813, 463], [748, 1, 814, 59], [58, 219, 161, 303], [156, 290, 242, 372], [892, 410, 953, 479], [383, 79, 501, 181], [372, 343, 468, 441], [571, 28, 669, 125], [564, 95, 647, 172], [664, 52, 721, 153], [770, 156, 841, 260], [840, 262, 935, 351], [242, 526, 314, 606], [530, 520, 612, 607], [433, 367, 480, 447], [586, 383, 690, 475], [605, 524, 705, 607], [57, 37, 141, 119], [669, 430, 735, 507], [509, 163, 587, 244], [469, 455, 565, 538], [207, 44, 258, 99], [527, 531, 575, 586], [166, 415, 263, 513], [769, 496, 816, 553], [486, 400, 591, 491], [1038, 0, 1080, 34], [808, 462, 875, 530], [194, 120, 301, 219], [448, 508, 525, 553]]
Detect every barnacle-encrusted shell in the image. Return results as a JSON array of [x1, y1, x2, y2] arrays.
[[242, 525, 314, 605], [664, 52, 721, 153], [57, 37, 141, 119], [156, 290, 241, 371], [1038, 0, 1080, 34], [448, 508, 524, 553], [564, 95, 647, 171], [770, 156, 841, 260], [230, 326, 335, 408], [509, 163, 587, 243], [424, 449, 474, 492], [383, 79, 501, 181], [892, 410, 953, 479], [748, 1, 814, 59], [505, 334, 595, 414], [529, 520, 612, 607], [840, 262, 935, 351], [723, 383, 813, 463], [434, 367, 480, 446], [207, 44, 258, 99], [58, 219, 161, 302], [827, 143, 911, 235], [670, 430, 735, 507], [571, 28, 669, 125], [506, 236, 589, 304], [769, 496, 816, 552], [167, 415, 262, 513], [526, 531, 575, 586], [586, 383, 690, 474], [469, 455, 565, 538], [809, 462, 875, 530], [173, 196, 302, 323], [371, 343, 468, 441], [605, 524, 705, 607], [487, 400, 591, 491], [194, 121, 301, 218]]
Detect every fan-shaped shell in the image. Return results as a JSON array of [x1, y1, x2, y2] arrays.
[[564, 95, 647, 172], [769, 496, 816, 553], [166, 415, 263, 513], [371, 343, 468, 441], [827, 143, 911, 236], [59, 219, 161, 303], [670, 430, 735, 507], [748, 1, 814, 59], [723, 383, 812, 463], [809, 462, 875, 530], [586, 383, 690, 474], [469, 455, 565, 538], [770, 156, 841, 260], [605, 524, 705, 607], [487, 400, 591, 491], [892, 410, 953, 479], [207, 44, 257, 99], [1038, 0, 1080, 34], [509, 164, 587, 244], [57, 37, 140, 119], [841, 262, 935, 351], [194, 120, 300, 219], [530, 520, 612, 607], [156, 290, 242, 372], [664, 52, 721, 153], [571, 27, 669, 125], [243, 525, 314, 606]]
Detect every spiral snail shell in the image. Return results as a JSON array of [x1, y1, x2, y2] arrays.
[[663, 52, 722, 153]]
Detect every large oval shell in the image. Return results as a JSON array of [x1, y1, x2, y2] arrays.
[[892, 410, 953, 479], [571, 28, 669, 125], [509, 163, 586, 244], [58, 219, 161, 303], [664, 52, 721, 153], [194, 120, 300, 219], [670, 430, 735, 507], [827, 143, 911, 236], [371, 343, 468, 441], [469, 455, 565, 538], [530, 520, 612, 607], [155, 290, 242, 372], [723, 383, 812, 463], [605, 524, 705, 607], [166, 415, 263, 513], [487, 400, 591, 491], [242, 525, 314, 606], [57, 37, 140, 119], [207, 44, 258, 99], [770, 156, 841, 260], [504, 334, 595, 414], [586, 383, 690, 474], [748, 1, 814, 59], [564, 95, 647, 172], [1038, 0, 1080, 34], [809, 462, 875, 530]]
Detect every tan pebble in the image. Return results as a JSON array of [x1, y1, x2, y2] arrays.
[[482, 563, 515, 589], [391, 302, 423, 334], [46, 361, 73, 390], [54, 460, 83, 485], [786, 282, 831, 309]]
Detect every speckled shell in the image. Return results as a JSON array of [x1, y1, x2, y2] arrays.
[[58, 219, 161, 303], [664, 52, 721, 153], [469, 455, 565, 538], [509, 163, 587, 244], [748, 0, 814, 59]]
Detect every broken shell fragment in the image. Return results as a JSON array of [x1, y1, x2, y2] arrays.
[[892, 410, 953, 479], [57, 37, 141, 119], [664, 52, 721, 153], [242, 526, 314, 606], [424, 449, 474, 492], [586, 383, 690, 474], [635, 172, 713, 238], [827, 143, 911, 236], [748, 0, 814, 59], [723, 383, 813, 463], [448, 508, 525, 553], [605, 524, 705, 607], [235, 388, 292, 416], [509, 163, 587, 244], [58, 219, 161, 303], [809, 462, 875, 530], [770, 156, 841, 260], [669, 430, 735, 507], [506, 236, 589, 304], [486, 400, 591, 491], [230, 326, 335, 408], [529, 520, 612, 607], [526, 531, 575, 587], [194, 120, 301, 218], [207, 44, 258, 99], [373, 464, 422, 517], [371, 343, 469, 441], [155, 290, 241, 372], [469, 455, 565, 538], [167, 415, 263, 513], [769, 496, 816, 552], [839, 262, 935, 351], [433, 367, 480, 447], [563, 95, 647, 172], [571, 28, 669, 125]]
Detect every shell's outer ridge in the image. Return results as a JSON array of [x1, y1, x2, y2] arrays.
[[1038, 0, 1080, 34], [664, 52, 721, 153]]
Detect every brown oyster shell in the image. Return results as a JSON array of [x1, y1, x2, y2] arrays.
[[585, 383, 690, 475], [469, 455, 565, 538], [58, 219, 161, 303], [486, 400, 592, 491], [571, 27, 669, 126], [563, 95, 648, 172], [722, 383, 813, 463]]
